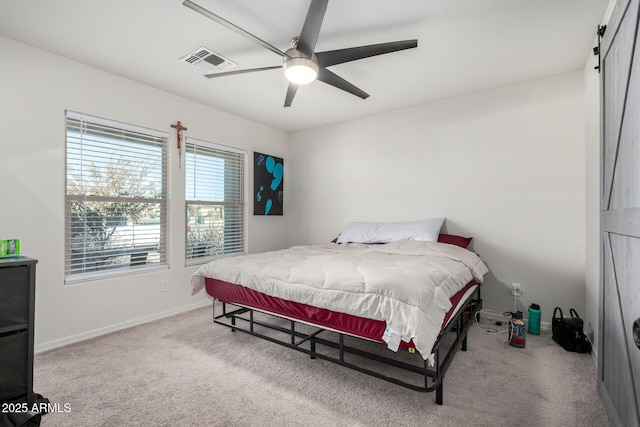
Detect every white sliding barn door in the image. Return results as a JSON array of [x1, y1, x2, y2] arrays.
[[599, 0, 640, 425]]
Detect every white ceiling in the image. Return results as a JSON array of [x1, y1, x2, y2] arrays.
[[0, 0, 609, 132]]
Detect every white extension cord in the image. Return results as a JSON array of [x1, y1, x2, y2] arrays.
[[475, 293, 529, 346]]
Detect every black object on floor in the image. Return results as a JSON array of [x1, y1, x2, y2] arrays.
[[0, 393, 50, 427]]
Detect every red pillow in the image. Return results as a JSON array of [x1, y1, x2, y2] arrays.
[[438, 233, 472, 248]]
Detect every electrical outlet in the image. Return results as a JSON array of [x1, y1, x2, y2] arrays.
[[511, 282, 522, 297], [161, 279, 169, 293]]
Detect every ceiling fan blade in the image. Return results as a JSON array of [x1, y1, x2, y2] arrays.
[[204, 66, 281, 78], [297, 0, 329, 57], [317, 68, 369, 99], [284, 84, 299, 107], [183, 0, 287, 58], [316, 40, 418, 67]]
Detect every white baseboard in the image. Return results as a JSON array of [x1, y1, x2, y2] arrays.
[[35, 300, 211, 354], [590, 347, 599, 367]]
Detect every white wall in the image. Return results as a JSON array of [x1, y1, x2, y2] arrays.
[[0, 36, 288, 351], [583, 0, 616, 360], [287, 72, 587, 325], [584, 55, 600, 357]]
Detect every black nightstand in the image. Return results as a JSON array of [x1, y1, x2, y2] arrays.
[[0, 257, 37, 406]]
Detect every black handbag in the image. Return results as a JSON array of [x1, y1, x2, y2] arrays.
[[552, 307, 592, 353]]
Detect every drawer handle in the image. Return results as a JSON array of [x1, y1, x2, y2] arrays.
[[634, 319, 640, 350]]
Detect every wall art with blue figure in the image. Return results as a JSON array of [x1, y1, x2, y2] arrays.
[[254, 152, 283, 215]]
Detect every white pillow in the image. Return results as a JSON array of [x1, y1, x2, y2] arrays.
[[336, 218, 445, 244]]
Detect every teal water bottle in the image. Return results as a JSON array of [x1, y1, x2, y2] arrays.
[[528, 303, 541, 335]]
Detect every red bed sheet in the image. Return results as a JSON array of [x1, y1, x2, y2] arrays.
[[205, 278, 477, 349]]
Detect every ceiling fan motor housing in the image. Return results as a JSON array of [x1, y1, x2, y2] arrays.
[[283, 48, 319, 85]]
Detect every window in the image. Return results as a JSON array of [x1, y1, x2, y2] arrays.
[[185, 138, 246, 265], [65, 112, 169, 283]]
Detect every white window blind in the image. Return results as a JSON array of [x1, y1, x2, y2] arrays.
[[65, 112, 169, 282], [185, 138, 246, 265]]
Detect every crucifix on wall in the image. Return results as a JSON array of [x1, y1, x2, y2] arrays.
[[171, 121, 188, 168]]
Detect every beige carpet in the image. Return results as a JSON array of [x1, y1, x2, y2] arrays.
[[33, 303, 610, 426]]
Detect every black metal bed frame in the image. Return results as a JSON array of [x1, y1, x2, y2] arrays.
[[211, 286, 481, 405]]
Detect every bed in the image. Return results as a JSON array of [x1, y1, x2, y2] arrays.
[[191, 220, 488, 404]]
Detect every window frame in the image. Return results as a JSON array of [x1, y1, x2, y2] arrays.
[[64, 111, 170, 284], [184, 137, 247, 266]]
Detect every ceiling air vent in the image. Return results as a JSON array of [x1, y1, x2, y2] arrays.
[[180, 47, 236, 73]]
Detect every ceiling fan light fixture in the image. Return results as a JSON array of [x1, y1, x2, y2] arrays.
[[283, 56, 318, 85]]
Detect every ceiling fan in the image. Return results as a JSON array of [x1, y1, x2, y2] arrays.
[[183, 0, 418, 107]]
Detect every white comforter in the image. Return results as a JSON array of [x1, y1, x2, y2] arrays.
[[191, 240, 488, 358]]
